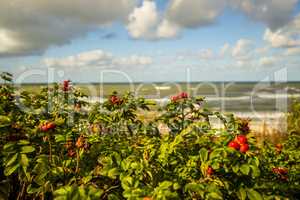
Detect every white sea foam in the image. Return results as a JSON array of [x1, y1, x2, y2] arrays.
[[255, 93, 300, 99], [154, 86, 171, 90]]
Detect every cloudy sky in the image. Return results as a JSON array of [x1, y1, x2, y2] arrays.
[[0, 0, 300, 82]]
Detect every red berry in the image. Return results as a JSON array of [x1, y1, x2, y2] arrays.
[[110, 95, 120, 104], [235, 135, 248, 145], [272, 167, 288, 175], [207, 166, 214, 176], [278, 167, 288, 175], [75, 136, 85, 149], [67, 149, 76, 158], [180, 92, 188, 98], [63, 80, 69, 87], [40, 125, 48, 132], [239, 144, 249, 153], [228, 141, 240, 150], [63, 80, 70, 91], [46, 122, 56, 130], [171, 96, 178, 102], [272, 167, 279, 174]]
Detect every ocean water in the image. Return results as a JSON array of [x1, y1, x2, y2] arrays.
[[19, 82, 300, 132], [20, 82, 300, 111], [70, 82, 300, 111]]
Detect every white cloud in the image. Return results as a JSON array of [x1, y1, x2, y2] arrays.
[[0, 0, 298, 56], [235, 60, 249, 68], [113, 55, 152, 66], [127, 1, 159, 39], [220, 43, 231, 56], [198, 49, 214, 60], [0, 0, 137, 56], [232, 39, 253, 59], [255, 46, 270, 54], [165, 0, 226, 28], [150, 0, 298, 40], [231, 0, 297, 30], [157, 19, 180, 38], [0, 29, 23, 54], [263, 14, 300, 48], [284, 47, 300, 56], [127, 0, 298, 40], [127, 1, 181, 39], [259, 56, 277, 67], [264, 29, 300, 48], [215, 39, 284, 69], [43, 49, 152, 68]]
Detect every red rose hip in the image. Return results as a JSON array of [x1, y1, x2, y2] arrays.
[[171, 96, 178, 102], [228, 141, 240, 150], [207, 166, 214, 176], [40, 125, 48, 132], [180, 92, 188, 98], [239, 144, 249, 153], [235, 135, 247, 145], [46, 122, 56, 130]]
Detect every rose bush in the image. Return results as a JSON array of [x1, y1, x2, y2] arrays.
[[0, 72, 299, 200]]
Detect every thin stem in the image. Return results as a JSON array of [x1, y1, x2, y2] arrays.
[[75, 149, 80, 174], [17, 182, 26, 200], [180, 104, 185, 131], [48, 137, 52, 163]]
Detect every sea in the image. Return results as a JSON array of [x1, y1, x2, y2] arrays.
[[20, 82, 300, 133]]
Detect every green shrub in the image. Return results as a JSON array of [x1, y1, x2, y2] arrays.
[[0, 72, 299, 200]]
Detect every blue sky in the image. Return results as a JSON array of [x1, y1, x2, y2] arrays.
[[0, 0, 300, 82]]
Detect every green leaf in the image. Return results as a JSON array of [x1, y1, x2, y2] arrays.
[[247, 189, 263, 200], [55, 134, 66, 143], [0, 116, 11, 127], [54, 186, 70, 197], [20, 154, 29, 167], [253, 157, 259, 167], [4, 163, 20, 176], [237, 188, 247, 200], [121, 176, 133, 190], [211, 162, 220, 170], [18, 140, 30, 145], [20, 146, 35, 153], [158, 181, 173, 189], [108, 168, 119, 179], [27, 184, 42, 194], [55, 118, 65, 126], [250, 165, 260, 178], [240, 164, 250, 175], [199, 148, 208, 162], [232, 164, 239, 173], [173, 182, 181, 190], [207, 192, 223, 200], [5, 153, 18, 167], [0, 72, 12, 81], [209, 149, 222, 159], [3, 143, 15, 150]]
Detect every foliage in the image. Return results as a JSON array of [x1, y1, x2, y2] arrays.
[[0, 72, 299, 200]]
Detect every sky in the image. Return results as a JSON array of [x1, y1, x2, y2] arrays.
[[0, 0, 300, 83]]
